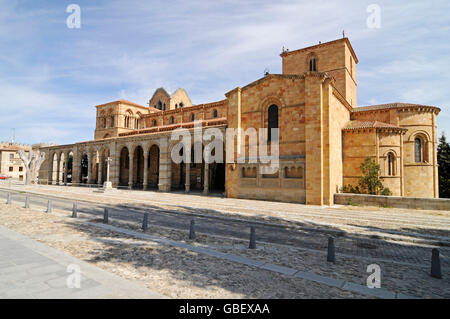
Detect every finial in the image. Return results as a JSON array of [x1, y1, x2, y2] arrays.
[[343, 30, 345, 38]]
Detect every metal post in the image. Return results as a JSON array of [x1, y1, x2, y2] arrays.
[[189, 220, 196, 240], [103, 208, 109, 224], [142, 213, 149, 231], [249, 226, 256, 249], [327, 237, 335, 263], [6, 193, 11, 204], [24, 196, 30, 209], [72, 203, 77, 218], [46, 200, 52, 213], [431, 248, 442, 279]]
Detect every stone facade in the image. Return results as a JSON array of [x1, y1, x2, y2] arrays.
[[0, 142, 32, 181], [38, 37, 441, 205]]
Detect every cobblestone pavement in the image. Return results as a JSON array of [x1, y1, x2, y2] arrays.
[[0, 225, 164, 299], [1, 204, 448, 298], [0, 184, 449, 271]]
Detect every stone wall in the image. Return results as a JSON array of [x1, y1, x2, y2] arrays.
[[334, 193, 450, 211]]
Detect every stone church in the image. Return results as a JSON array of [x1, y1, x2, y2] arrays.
[[39, 38, 440, 205]]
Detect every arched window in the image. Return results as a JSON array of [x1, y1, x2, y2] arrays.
[[102, 118, 107, 128], [170, 116, 174, 124], [191, 113, 195, 122], [157, 101, 163, 110], [415, 137, 423, 162], [267, 104, 279, 142], [387, 153, 395, 176], [213, 109, 218, 118], [110, 115, 114, 127], [153, 119, 157, 126], [175, 103, 178, 108], [309, 56, 317, 72], [179, 102, 184, 108]]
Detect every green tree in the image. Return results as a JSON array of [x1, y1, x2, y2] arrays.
[[438, 133, 450, 198], [341, 157, 392, 195], [359, 157, 385, 195]]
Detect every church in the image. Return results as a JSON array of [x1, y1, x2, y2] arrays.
[[39, 37, 440, 205]]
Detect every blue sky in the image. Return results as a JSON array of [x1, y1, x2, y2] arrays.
[[0, 0, 449, 145]]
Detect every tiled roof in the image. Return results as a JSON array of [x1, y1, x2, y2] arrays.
[[343, 120, 407, 131], [118, 117, 227, 137], [353, 103, 440, 113], [95, 99, 149, 109]]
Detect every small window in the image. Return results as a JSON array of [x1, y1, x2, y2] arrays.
[[309, 56, 317, 72], [9, 154, 14, 160], [9, 167, 13, 172], [153, 119, 157, 126], [387, 153, 395, 176], [267, 104, 279, 142], [191, 113, 195, 121], [170, 116, 175, 124], [415, 138, 423, 163], [19, 167, 23, 172], [180, 102, 184, 108], [213, 109, 218, 118]]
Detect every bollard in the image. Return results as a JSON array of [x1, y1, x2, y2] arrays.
[[327, 237, 335, 263], [24, 196, 30, 209], [142, 213, 149, 231], [72, 203, 77, 218], [431, 248, 442, 279], [46, 200, 52, 213], [6, 193, 11, 205], [249, 226, 256, 249], [103, 208, 109, 224], [189, 220, 196, 240]]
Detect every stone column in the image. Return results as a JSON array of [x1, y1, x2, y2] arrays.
[[109, 142, 119, 187], [143, 152, 149, 190], [158, 137, 171, 192], [71, 148, 80, 186], [55, 155, 61, 185], [48, 152, 54, 185], [128, 151, 134, 189], [203, 159, 209, 195], [98, 155, 104, 186], [185, 162, 190, 193], [88, 152, 94, 184], [63, 152, 69, 185]]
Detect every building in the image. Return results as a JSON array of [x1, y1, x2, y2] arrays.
[[0, 142, 31, 180], [39, 38, 441, 205]]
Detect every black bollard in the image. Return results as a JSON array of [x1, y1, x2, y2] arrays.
[[142, 213, 149, 231], [431, 248, 442, 279], [72, 203, 77, 218], [103, 208, 109, 224], [327, 237, 335, 263], [6, 193, 11, 205], [46, 200, 52, 213], [189, 220, 196, 240], [24, 196, 30, 209], [249, 226, 256, 249]]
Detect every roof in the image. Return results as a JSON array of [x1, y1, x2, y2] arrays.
[[118, 117, 228, 137], [353, 103, 440, 113], [343, 120, 407, 132], [95, 99, 148, 109], [280, 38, 358, 63]]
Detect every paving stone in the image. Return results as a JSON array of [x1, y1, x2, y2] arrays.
[[341, 282, 396, 299]]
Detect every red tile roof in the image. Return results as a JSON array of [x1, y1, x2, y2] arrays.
[[353, 103, 440, 113], [343, 120, 407, 131]]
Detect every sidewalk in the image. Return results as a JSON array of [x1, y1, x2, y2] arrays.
[[0, 225, 165, 299]]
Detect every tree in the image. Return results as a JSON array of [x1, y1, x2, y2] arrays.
[[438, 133, 450, 198], [341, 157, 392, 196]]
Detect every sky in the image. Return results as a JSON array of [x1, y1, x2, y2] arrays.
[[0, 0, 449, 145]]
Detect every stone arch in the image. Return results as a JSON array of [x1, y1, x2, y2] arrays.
[[147, 143, 160, 188], [409, 131, 430, 163], [119, 146, 130, 186]]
